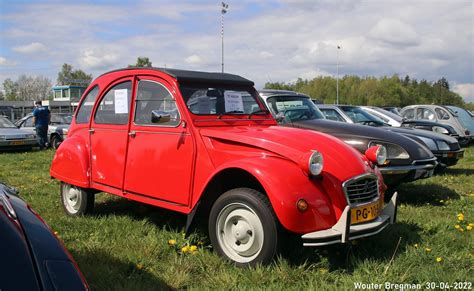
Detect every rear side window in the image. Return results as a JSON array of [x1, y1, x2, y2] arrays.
[[403, 108, 414, 119], [95, 82, 132, 125], [76, 86, 99, 124], [435, 108, 450, 120], [417, 108, 435, 120]]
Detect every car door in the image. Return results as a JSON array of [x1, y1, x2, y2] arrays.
[[90, 79, 133, 189], [18, 116, 36, 135], [123, 77, 194, 206]]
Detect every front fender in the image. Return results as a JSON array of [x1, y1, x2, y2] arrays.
[[204, 157, 340, 234], [50, 134, 90, 188]]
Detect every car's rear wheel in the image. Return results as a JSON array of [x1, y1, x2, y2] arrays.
[[51, 135, 62, 149], [209, 188, 279, 267], [60, 182, 94, 216]]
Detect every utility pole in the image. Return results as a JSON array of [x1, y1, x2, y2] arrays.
[[336, 45, 341, 104], [221, 2, 228, 73]]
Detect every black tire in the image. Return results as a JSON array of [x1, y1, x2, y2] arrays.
[[51, 135, 62, 149], [208, 188, 279, 267], [60, 182, 94, 216]]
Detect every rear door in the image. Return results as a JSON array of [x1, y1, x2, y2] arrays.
[[123, 77, 194, 205]]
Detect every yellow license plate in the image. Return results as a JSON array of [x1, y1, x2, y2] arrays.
[[10, 141, 25, 145], [351, 200, 382, 224]]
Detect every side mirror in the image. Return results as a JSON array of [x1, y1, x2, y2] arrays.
[[275, 112, 285, 123], [151, 110, 171, 124]]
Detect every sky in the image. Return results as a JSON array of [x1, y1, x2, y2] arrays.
[[0, 0, 473, 102]]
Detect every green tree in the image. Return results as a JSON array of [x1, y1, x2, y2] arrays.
[[57, 63, 93, 86], [129, 57, 152, 67], [3, 78, 18, 100]]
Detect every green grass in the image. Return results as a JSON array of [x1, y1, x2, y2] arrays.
[[1, 146, 473, 290]]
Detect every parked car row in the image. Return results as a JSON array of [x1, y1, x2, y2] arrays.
[[15, 113, 71, 149]]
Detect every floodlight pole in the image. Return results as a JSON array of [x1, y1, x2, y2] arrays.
[[221, 2, 228, 73], [336, 50, 339, 104]]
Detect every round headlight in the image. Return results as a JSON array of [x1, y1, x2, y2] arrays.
[[368, 141, 410, 160], [376, 145, 387, 165], [308, 151, 324, 176]]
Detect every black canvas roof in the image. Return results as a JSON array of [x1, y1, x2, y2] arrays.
[[101, 67, 254, 86]]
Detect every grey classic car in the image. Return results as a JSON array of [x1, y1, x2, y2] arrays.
[[0, 116, 37, 151], [15, 113, 70, 149]]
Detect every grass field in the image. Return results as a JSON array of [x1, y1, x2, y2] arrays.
[[1, 146, 473, 290]]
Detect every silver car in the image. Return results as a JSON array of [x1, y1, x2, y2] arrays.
[[400, 105, 471, 144], [0, 116, 37, 150]]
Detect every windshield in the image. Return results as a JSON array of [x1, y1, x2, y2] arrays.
[[0, 116, 16, 128], [50, 114, 72, 124], [340, 106, 385, 126], [446, 106, 474, 132], [180, 84, 266, 116], [266, 96, 325, 123], [370, 107, 404, 122]]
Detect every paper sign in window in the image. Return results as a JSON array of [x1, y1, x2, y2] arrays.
[[224, 91, 244, 112], [114, 89, 128, 114]]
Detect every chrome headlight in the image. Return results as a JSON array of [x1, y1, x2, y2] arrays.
[[416, 136, 437, 151], [308, 150, 324, 176], [436, 140, 450, 151], [368, 141, 410, 159], [433, 126, 449, 135], [376, 145, 387, 165]]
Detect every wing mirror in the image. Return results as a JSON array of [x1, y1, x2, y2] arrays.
[[151, 110, 171, 124]]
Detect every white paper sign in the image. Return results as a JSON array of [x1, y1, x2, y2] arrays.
[[224, 91, 244, 112], [114, 89, 128, 114]]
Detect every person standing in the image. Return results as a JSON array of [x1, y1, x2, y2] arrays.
[[32, 100, 51, 150]]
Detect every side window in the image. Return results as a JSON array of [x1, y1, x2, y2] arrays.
[[134, 80, 180, 126], [76, 86, 100, 124], [24, 117, 34, 127], [95, 82, 132, 125], [435, 108, 450, 120], [403, 108, 414, 119], [422, 108, 436, 120], [321, 109, 344, 121]]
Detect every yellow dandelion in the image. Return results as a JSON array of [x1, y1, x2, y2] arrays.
[[181, 246, 190, 253], [467, 225, 473, 231], [469, 223, 474, 227], [190, 245, 198, 252], [136, 263, 144, 270], [54, 231, 59, 235], [457, 213, 464, 221], [425, 248, 432, 253], [458, 228, 465, 232], [414, 243, 419, 248], [168, 239, 176, 246], [319, 268, 329, 274], [455, 224, 461, 229], [436, 257, 443, 263], [439, 200, 444, 203]]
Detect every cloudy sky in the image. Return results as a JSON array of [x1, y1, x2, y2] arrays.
[[0, 0, 473, 102]]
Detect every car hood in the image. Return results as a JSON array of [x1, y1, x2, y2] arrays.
[[387, 127, 458, 144], [200, 125, 374, 182], [292, 119, 434, 160], [0, 128, 34, 137]]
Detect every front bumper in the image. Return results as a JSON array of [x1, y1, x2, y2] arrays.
[[434, 149, 464, 167], [378, 158, 437, 186], [302, 192, 398, 246]]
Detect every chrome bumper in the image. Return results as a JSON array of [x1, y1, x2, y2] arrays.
[[302, 192, 398, 246]]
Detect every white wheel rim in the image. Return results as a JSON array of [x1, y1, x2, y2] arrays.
[[63, 184, 81, 214], [216, 202, 264, 263]]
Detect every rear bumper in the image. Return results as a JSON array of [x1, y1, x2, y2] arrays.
[[302, 192, 398, 246]]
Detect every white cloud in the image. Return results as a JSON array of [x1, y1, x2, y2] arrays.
[[78, 49, 120, 70], [12, 42, 47, 54], [453, 83, 474, 103], [185, 55, 203, 65], [0, 57, 16, 66], [369, 19, 419, 47]]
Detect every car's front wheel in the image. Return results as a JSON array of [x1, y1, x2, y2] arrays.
[[209, 188, 279, 267], [60, 182, 94, 216], [50, 135, 62, 149]]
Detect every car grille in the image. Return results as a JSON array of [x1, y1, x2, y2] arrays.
[[343, 175, 379, 205]]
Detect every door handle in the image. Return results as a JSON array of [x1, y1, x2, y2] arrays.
[[88, 128, 95, 134], [128, 131, 136, 138]]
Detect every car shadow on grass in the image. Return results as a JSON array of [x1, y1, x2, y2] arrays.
[[442, 168, 474, 176], [281, 221, 423, 273], [93, 195, 187, 233], [70, 249, 172, 290], [396, 183, 460, 206]]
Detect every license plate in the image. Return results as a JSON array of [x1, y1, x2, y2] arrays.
[[351, 200, 382, 224], [9, 141, 25, 145]]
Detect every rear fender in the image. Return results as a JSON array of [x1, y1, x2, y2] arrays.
[[200, 157, 338, 234], [50, 134, 90, 188]]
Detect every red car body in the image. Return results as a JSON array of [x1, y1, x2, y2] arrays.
[[51, 68, 397, 265]]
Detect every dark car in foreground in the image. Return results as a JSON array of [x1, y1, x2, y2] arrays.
[[317, 104, 464, 169], [0, 183, 88, 290], [259, 90, 437, 188], [0, 116, 37, 151]]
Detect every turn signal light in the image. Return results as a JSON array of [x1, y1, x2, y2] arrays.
[[296, 199, 308, 212]]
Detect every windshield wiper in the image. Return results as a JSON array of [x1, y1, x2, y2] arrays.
[[217, 110, 244, 119], [248, 109, 269, 119]]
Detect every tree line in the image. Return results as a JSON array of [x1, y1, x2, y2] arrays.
[[264, 75, 473, 110]]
